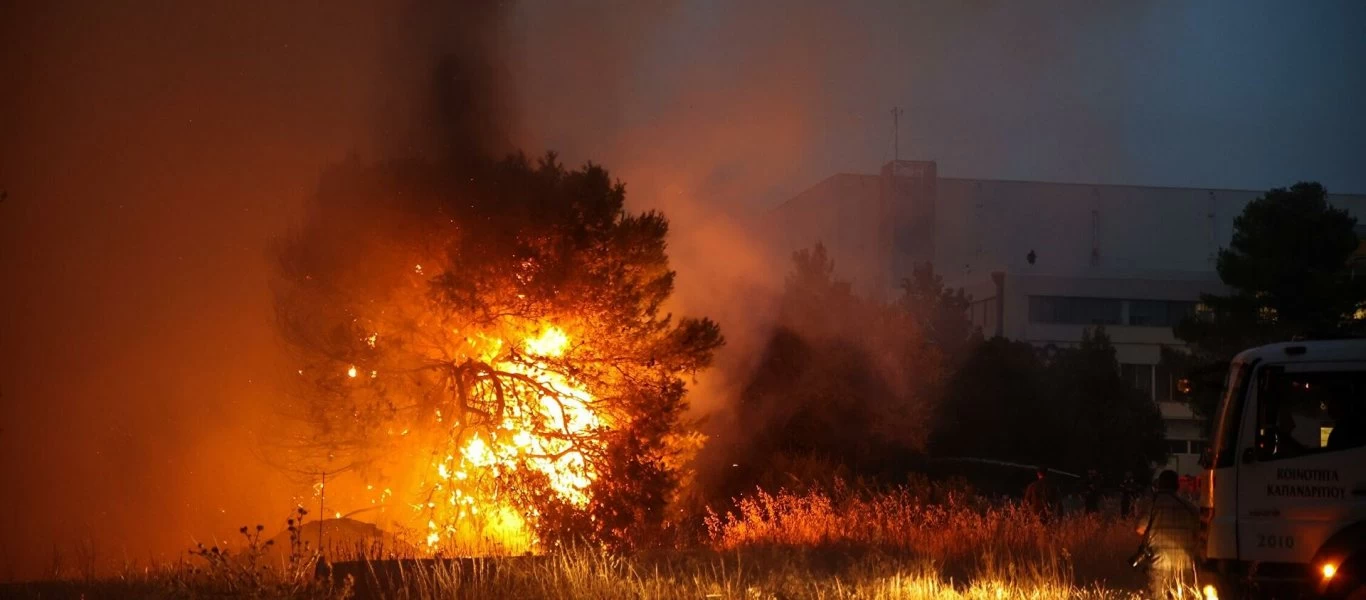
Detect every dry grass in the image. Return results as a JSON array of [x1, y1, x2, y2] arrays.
[[328, 549, 1140, 599], [2, 485, 1152, 599], [704, 483, 1145, 591]]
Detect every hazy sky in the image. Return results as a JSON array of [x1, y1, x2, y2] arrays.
[[1, 0, 1363, 580], [515, 0, 1366, 206]]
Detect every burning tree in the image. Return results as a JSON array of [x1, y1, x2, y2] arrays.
[[272, 153, 722, 551]]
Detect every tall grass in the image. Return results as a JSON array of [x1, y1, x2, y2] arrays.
[[2, 484, 1150, 599], [332, 548, 1139, 599], [704, 482, 1145, 591]]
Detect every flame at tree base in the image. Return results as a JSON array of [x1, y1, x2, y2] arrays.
[[424, 505, 532, 555], [403, 324, 602, 553]]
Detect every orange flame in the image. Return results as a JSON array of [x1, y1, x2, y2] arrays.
[[421, 325, 601, 552]]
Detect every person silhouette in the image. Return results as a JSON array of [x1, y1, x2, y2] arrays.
[[1024, 467, 1061, 520], [1137, 470, 1200, 598]]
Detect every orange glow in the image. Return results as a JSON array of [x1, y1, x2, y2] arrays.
[[418, 324, 603, 552], [1322, 562, 1337, 580]]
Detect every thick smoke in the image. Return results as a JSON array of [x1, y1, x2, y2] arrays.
[[0, 0, 518, 580], [378, 0, 516, 162]]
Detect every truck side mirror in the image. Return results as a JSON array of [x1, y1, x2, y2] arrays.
[[1249, 431, 1278, 462]]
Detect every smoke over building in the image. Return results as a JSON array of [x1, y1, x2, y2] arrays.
[[771, 160, 1366, 473]]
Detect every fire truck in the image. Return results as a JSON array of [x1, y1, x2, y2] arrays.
[[1199, 340, 1366, 599]]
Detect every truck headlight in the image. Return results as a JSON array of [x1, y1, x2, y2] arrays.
[[1322, 562, 1337, 581]]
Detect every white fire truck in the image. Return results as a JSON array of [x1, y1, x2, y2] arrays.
[[1199, 340, 1366, 599]]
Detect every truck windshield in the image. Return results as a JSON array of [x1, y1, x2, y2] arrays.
[[1253, 367, 1366, 459], [1210, 360, 1252, 468]]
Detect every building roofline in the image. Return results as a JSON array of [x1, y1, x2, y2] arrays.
[[771, 171, 1366, 213], [941, 268, 1225, 289], [938, 176, 1366, 199], [771, 172, 880, 212]]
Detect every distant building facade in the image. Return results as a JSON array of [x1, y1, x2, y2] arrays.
[[771, 161, 1366, 475]]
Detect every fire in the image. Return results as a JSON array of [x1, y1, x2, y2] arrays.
[[419, 324, 603, 552], [276, 156, 723, 560], [524, 326, 570, 357]]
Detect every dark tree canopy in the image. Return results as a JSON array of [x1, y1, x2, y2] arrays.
[[711, 244, 943, 500], [900, 262, 975, 360], [1046, 329, 1167, 477], [1215, 182, 1362, 334], [1172, 182, 1365, 420], [272, 152, 722, 551], [931, 337, 1048, 463], [934, 329, 1167, 480]]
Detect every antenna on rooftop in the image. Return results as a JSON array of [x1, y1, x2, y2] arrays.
[[891, 106, 904, 164]]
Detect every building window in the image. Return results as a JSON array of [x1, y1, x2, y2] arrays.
[[1155, 363, 1174, 403], [1127, 300, 1160, 326], [1025, 296, 1197, 327], [1188, 440, 1208, 458], [969, 297, 998, 335], [1166, 439, 1190, 455], [1122, 363, 1154, 401], [1028, 296, 1122, 325], [1127, 300, 1196, 327]]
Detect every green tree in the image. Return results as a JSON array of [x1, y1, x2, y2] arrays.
[[1171, 182, 1365, 420], [272, 152, 722, 550]]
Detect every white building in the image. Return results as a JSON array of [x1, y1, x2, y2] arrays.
[[771, 160, 1366, 475]]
